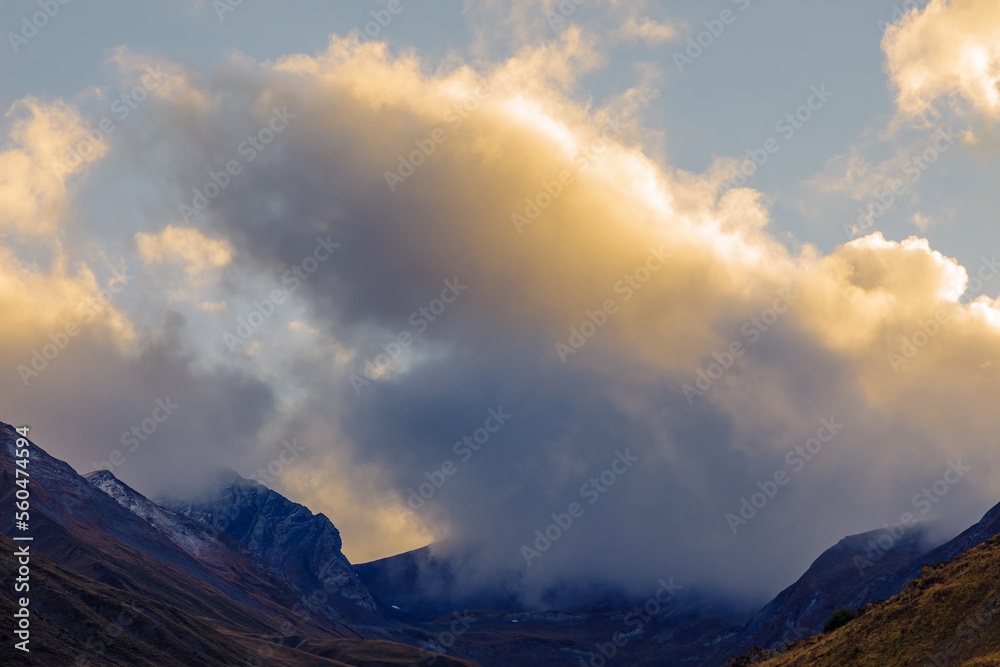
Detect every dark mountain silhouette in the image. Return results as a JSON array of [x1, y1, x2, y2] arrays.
[[4, 418, 999, 666], [735, 533, 1000, 666], [0, 421, 479, 666], [718, 498, 1000, 665]]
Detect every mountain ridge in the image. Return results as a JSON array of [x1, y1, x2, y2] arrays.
[[749, 533, 1000, 666], [718, 496, 1000, 665], [6, 418, 1000, 666], [0, 421, 483, 666], [158, 467, 378, 617]]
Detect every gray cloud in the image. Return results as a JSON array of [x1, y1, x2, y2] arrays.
[[3, 33, 999, 608]]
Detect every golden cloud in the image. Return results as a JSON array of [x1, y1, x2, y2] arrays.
[[136, 225, 233, 276], [0, 98, 108, 237], [6, 29, 1000, 568], [883, 0, 1000, 122]]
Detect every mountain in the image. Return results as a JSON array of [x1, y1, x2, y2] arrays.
[[743, 533, 1000, 666], [0, 530, 361, 667], [873, 497, 1000, 604], [718, 498, 1000, 665], [6, 416, 1000, 667], [355, 545, 756, 666], [706, 525, 936, 664], [0, 421, 481, 666], [158, 470, 378, 622], [355, 545, 525, 620], [84, 469, 233, 561]]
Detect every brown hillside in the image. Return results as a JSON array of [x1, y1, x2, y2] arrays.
[[753, 535, 1000, 667]]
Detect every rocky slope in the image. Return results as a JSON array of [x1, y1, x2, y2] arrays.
[[160, 470, 377, 618], [7, 417, 1000, 666], [717, 497, 1000, 665], [0, 421, 480, 666], [753, 534, 1000, 666], [707, 525, 936, 663], [85, 469, 227, 559]]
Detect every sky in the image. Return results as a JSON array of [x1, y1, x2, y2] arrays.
[[3, 0, 1000, 607]]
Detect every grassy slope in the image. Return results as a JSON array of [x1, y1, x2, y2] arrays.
[[757, 535, 1000, 667], [0, 532, 354, 666], [0, 426, 483, 666], [0, 532, 483, 666], [296, 637, 481, 666]]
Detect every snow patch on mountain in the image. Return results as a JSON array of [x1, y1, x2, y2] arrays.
[[85, 470, 220, 557], [161, 471, 378, 613]]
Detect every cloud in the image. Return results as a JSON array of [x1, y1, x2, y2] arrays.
[[463, 0, 679, 61], [109, 45, 210, 111], [0, 98, 107, 238], [136, 225, 233, 277], [282, 448, 437, 564], [883, 0, 1000, 123], [198, 300, 228, 312], [912, 211, 933, 231], [0, 90, 276, 505], [0, 246, 134, 353], [616, 16, 680, 45], [4, 30, 1000, 605]]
